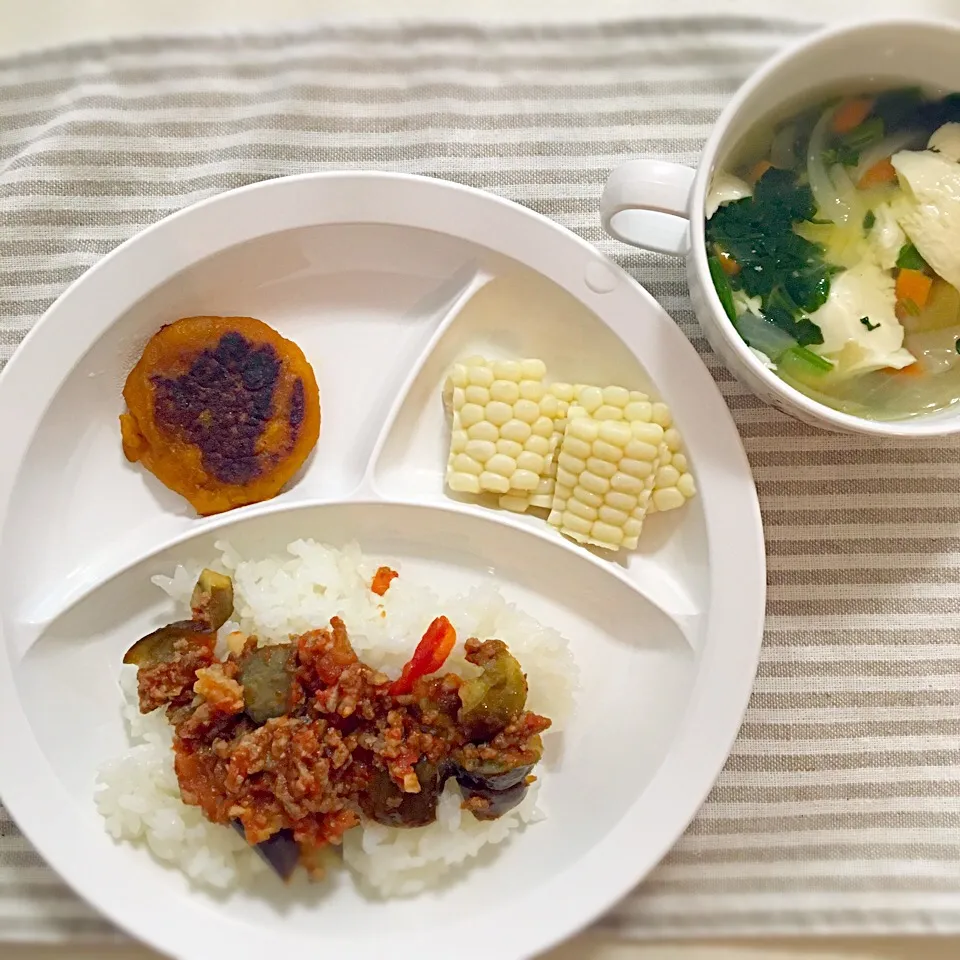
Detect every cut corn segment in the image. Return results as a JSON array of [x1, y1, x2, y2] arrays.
[[445, 357, 557, 497], [649, 424, 696, 513], [444, 358, 695, 549], [498, 380, 573, 512], [507, 383, 649, 516], [547, 396, 665, 551]]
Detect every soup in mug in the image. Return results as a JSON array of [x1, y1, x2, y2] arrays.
[[706, 87, 960, 421]]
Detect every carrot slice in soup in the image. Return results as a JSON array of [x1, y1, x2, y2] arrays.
[[896, 269, 933, 310], [832, 97, 874, 135], [748, 159, 773, 184], [858, 157, 897, 189]]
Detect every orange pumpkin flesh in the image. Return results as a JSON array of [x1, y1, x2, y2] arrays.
[[120, 316, 320, 515]]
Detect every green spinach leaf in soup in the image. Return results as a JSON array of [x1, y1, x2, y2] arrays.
[[706, 168, 834, 347]]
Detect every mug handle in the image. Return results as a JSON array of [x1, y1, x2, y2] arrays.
[[600, 160, 697, 257]]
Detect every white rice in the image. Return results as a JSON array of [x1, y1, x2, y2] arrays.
[[95, 539, 577, 896]]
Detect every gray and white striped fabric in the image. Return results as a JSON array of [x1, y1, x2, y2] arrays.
[[4, 15, 960, 944]]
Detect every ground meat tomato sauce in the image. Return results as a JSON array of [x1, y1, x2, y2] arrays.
[[132, 612, 550, 876]]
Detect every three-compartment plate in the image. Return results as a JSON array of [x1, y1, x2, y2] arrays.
[[0, 172, 765, 960]]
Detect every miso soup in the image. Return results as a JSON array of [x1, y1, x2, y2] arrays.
[[705, 87, 960, 421]]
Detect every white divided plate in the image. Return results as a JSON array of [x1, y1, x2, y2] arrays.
[[0, 172, 765, 960]]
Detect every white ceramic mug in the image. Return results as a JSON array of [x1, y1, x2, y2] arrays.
[[600, 17, 960, 437]]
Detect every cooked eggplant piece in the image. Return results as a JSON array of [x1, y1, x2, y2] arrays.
[[122, 620, 206, 667], [458, 639, 528, 742], [366, 760, 446, 827], [456, 778, 529, 820], [237, 644, 297, 725], [190, 568, 234, 631], [452, 733, 543, 820], [232, 822, 300, 881], [124, 570, 233, 668], [455, 756, 537, 792]]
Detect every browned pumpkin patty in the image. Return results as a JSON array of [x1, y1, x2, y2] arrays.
[[120, 316, 320, 515]]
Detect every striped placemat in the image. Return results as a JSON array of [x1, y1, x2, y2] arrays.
[[4, 15, 960, 943]]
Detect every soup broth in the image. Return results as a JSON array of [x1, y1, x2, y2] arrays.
[[705, 86, 960, 421]]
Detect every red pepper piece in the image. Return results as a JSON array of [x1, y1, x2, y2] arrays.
[[371, 566, 398, 597], [389, 616, 456, 696]]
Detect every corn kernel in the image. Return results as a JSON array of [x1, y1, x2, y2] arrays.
[[489, 359, 518, 380], [556, 467, 577, 488], [485, 401, 512, 427], [573, 486, 604, 510], [623, 518, 644, 539], [521, 358, 547, 380], [519, 380, 544, 402], [599, 505, 629, 525], [604, 490, 637, 513], [490, 379, 520, 404], [592, 522, 624, 547], [562, 436, 592, 461], [594, 404, 624, 421], [501, 419, 531, 444], [620, 458, 653, 478], [517, 451, 545, 474], [532, 416, 554, 438], [479, 471, 510, 493], [624, 440, 659, 463], [586, 457, 617, 479], [525, 435, 551, 456], [580, 471, 610, 495], [467, 365, 494, 388], [452, 454, 482, 475], [567, 498, 598, 521], [567, 415, 599, 442], [541, 393, 560, 419], [514, 399, 540, 423], [449, 472, 481, 493], [562, 513, 592, 536], [652, 402, 672, 427], [459, 403, 484, 428], [610, 472, 644, 494], [486, 453, 517, 478], [496, 439, 524, 459], [599, 420, 632, 447], [629, 422, 664, 446], [592, 440, 623, 463], [465, 439, 496, 463], [578, 386, 603, 413], [465, 385, 490, 405], [449, 364, 468, 389], [512, 469, 540, 491], [652, 487, 685, 512], [624, 401, 652, 422], [467, 421, 499, 442], [602, 385, 630, 407], [558, 452, 586, 475], [656, 465, 680, 487]]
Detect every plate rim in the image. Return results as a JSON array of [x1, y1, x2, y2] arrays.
[[0, 170, 765, 960]]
